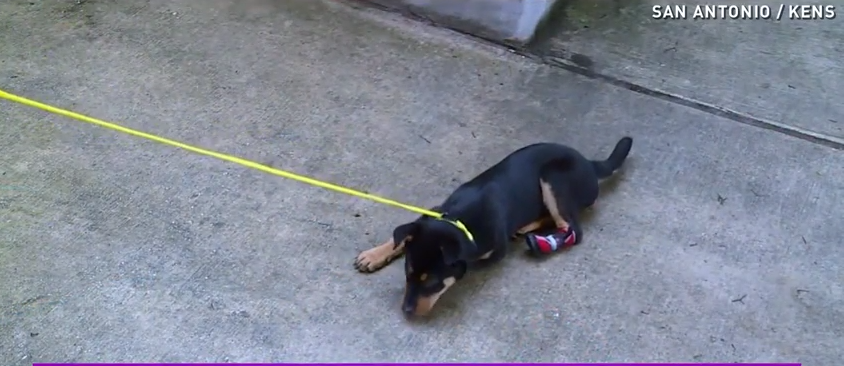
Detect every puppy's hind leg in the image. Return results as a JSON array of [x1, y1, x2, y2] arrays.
[[354, 237, 405, 273], [524, 174, 583, 255], [513, 217, 554, 238]]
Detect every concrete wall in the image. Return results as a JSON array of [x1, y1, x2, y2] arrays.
[[362, 0, 561, 46]]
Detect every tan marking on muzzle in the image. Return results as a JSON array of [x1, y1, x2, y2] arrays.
[[410, 277, 456, 316]]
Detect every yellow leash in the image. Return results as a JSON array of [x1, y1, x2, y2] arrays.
[[0, 88, 473, 241]]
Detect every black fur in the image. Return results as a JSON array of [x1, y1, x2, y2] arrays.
[[397, 137, 633, 316]]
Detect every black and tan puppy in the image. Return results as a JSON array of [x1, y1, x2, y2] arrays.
[[354, 137, 633, 316]]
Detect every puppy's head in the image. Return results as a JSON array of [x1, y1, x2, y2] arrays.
[[393, 218, 476, 317]]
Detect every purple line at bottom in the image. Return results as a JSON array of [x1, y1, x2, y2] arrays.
[[33, 363, 801, 366]]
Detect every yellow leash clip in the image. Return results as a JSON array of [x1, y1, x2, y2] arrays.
[[438, 218, 474, 242]]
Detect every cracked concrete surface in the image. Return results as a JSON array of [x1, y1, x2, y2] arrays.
[[1, 0, 841, 364], [543, 0, 844, 144]]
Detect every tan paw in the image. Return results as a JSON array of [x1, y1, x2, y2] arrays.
[[354, 239, 404, 273]]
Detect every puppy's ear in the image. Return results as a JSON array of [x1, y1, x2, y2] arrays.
[[392, 222, 419, 249], [439, 233, 475, 266]]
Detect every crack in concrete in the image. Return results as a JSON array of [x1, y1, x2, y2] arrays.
[[538, 55, 844, 151]]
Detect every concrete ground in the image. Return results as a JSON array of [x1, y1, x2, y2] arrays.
[[539, 0, 843, 143], [1, 0, 841, 364]]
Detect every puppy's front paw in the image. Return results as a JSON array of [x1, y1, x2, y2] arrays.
[[354, 245, 395, 273]]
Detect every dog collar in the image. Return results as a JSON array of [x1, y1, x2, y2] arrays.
[[437, 217, 474, 242]]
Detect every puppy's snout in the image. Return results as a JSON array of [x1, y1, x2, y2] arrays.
[[402, 302, 416, 315]]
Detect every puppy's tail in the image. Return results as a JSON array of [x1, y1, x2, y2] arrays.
[[591, 137, 633, 179]]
